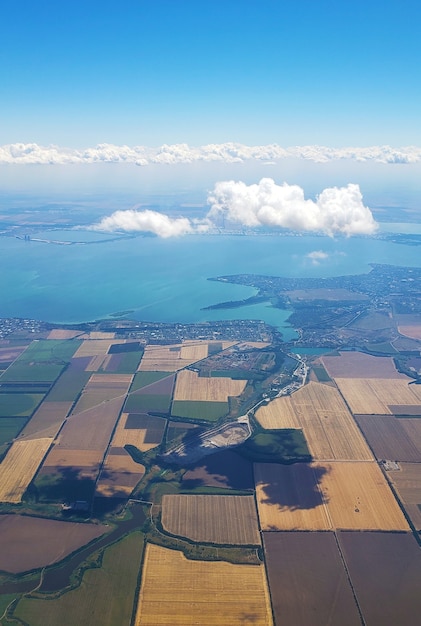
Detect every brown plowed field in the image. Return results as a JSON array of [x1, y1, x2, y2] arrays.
[[315, 461, 409, 530], [138, 342, 209, 372], [388, 463, 421, 530], [134, 544, 273, 626], [254, 463, 331, 530], [0, 515, 107, 574], [354, 415, 421, 462], [161, 494, 260, 545], [174, 369, 247, 402], [322, 351, 403, 378], [338, 531, 421, 625], [399, 418, 421, 451], [398, 325, 421, 340], [111, 413, 166, 451], [334, 378, 421, 414], [257, 382, 372, 460], [131, 373, 175, 395], [56, 395, 125, 451], [263, 532, 361, 626], [0, 438, 53, 502], [20, 401, 72, 439]]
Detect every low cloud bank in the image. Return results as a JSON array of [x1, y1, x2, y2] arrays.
[[92, 178, 377, 238], [1, 142, 421, 165], [93, 209, 209, 238], [208, 179, 378, 236]]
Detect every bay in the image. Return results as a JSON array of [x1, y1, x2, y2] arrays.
[[1, 233, 420, 339]]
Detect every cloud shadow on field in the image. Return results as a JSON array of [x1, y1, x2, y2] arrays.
[[257, 463, 330, 511]]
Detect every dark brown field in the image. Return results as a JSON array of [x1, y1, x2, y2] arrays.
[[263, 532, 361, 626], [354, 415, 421, 462], [20, 401, 72, 439], [0, 515, 107, 573], [388, 463, 421, 530], [131, 374, 175, 396], [182, 450, 254, 490], [338, 531, 421, 625], [57, 396, 125, 451], [322, 351, 402, 379]]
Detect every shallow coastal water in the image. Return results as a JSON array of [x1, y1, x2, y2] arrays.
[[1, 232, 420, 338]]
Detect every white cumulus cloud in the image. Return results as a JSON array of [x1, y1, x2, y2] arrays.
[[207, 178, 378, 236], [306, 250, 329, 265], [92, 209, 208, 238]]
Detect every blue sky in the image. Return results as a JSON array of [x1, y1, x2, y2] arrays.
[[1, 0, 420, 147]]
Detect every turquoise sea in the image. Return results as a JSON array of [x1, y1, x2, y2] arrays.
[[1, 232, 420, 340]]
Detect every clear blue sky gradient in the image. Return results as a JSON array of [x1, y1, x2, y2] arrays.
[[1, 0, 420, 147]]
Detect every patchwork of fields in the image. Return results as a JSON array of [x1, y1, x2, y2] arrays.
[[1, 334, 421, 625]]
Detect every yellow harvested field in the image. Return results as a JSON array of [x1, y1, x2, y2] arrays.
[[88, 373, 133, 387], [335, 378, 421, 414], [0, 438, 53, 503], [256, 397, 303, 429], [42, 448, 102, 468], [254, 463, 330, 531], [47, 329, 82, 339], [111, 413, 162, 451], [161, 495, 260, 545], [138, 341, 210, 371], [174, 369, 247, 402], [134, 544, 273, 626], [257, 382, 372, 460], [398, 325, 421, 340], [388, 463, 421, 530], [316, 461, 410, 530], [89, 331, 116, 339], [73, 340, 117, 358], [103, 447, 145, 473]]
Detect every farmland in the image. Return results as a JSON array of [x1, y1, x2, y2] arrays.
[[354, 414, 421, 462], [95, 448, 145, 498], [138, 342, 209, 371], [0, 515, 107, 573], [19, 400, 73, 439], [387, 463, 421, 530], [134, 544, 273, 625], [315, 461, 410, 530], [0, 438, 53, 502], [256, 381, 372, 460], [263, 532, 361, 626], [322, 351, 404, 378], [14, 532, 144, 626], [334, 377, 421, 414], [173, 369, 247, 401], [254, 462, 330, 530], [161, 494, 260, 544], [111, 412, 166, 451], [338, 532, 421, 625], [0, 393, 44, 417], [171, 399, 228, 421]]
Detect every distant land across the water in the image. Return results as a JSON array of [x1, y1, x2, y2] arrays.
[[1, 232, 420, 339]]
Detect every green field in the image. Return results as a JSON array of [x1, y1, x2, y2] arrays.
[[14, 532, 145, 626], [238, 429, 311, 463], [46, 369, 91, 402], [0, 393, 44, 417], [0, 340, 81, 383], [130, 371, 172, 392], [171, 400, 228, 422], [312, 365, 331, 382], [0, 417, 28, 444], [0, 417, 28, 458], [124, 393, 171, 413]]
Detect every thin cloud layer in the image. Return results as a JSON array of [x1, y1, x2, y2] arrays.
[[92, 178, 377, 238], [1, 142, 421, 165], [207, 179, 378, 236]]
